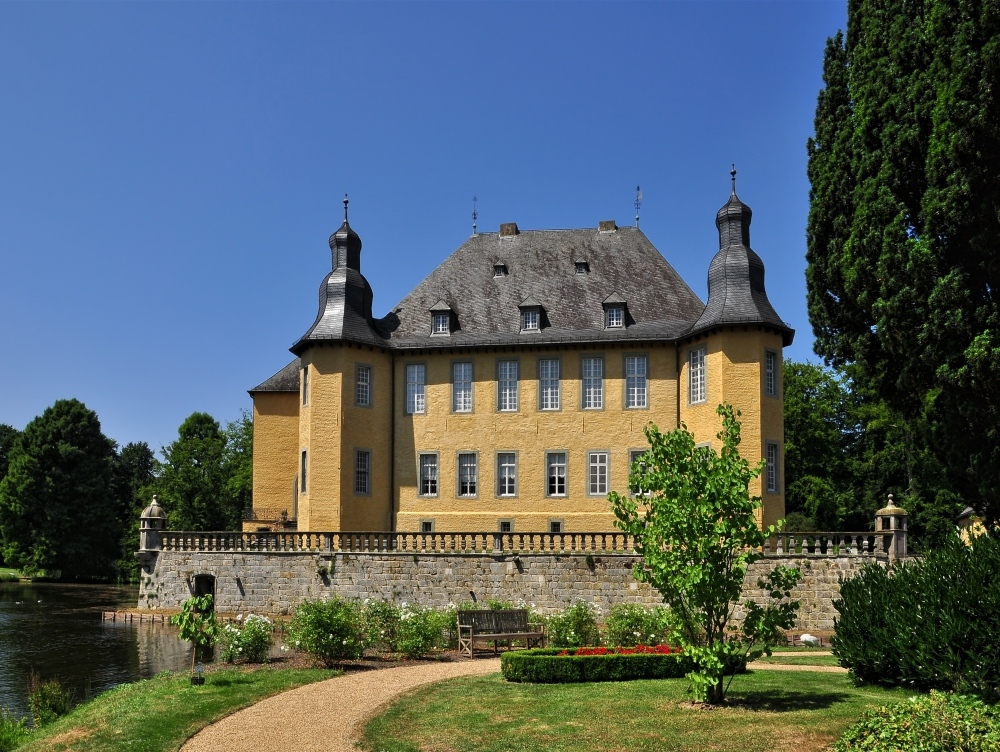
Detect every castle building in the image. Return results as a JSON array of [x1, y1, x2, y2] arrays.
[[248, 180, 793, 534]]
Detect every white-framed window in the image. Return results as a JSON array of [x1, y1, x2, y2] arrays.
[[420, 520, 434, 533], [356, 365, 372, 407], [497, 452, 517, 497], [588, 451, 609, 495], [432, 312, 450, 334], [499, 520, 513, 533], [355, 450, 371, 495], [766, 442, 779, 493], [690, 347, 707, 404], [765, 350, 777, 397], [625, 355, 648, 408], [452, 362, 473, 412], [457, 452, 478, 497], [539, 359, 560, 410], [629, 449, 649, 495], [497, 361, 518, 411], [549, 520, 563, 533], [406, 363, 426, 414], [522, 308, 540, 331], [546, 452, 567, 496], [582, 357, 603, 409], [300, 449, 308, 493], [302, 366, 309, 406], [419, 453, 439, 496], [606, 306, 624, 328]]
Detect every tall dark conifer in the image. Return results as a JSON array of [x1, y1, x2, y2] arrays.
[[806, 0, 1000, 524]]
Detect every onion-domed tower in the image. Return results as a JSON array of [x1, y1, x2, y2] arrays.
[[681, 170, 794, 529]]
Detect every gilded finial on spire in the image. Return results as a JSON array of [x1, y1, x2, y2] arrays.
[[343, 193, 349, 222], [730, 165, 737, 195]]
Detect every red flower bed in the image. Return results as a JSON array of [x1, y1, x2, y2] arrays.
[[557, 644, 682, 657]]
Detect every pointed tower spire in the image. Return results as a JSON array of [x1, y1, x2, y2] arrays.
[[715, 166, 752, 248], [329, 193, 362, 271]]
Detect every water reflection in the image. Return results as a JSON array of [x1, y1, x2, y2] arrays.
[[0, 582, 191, 719]]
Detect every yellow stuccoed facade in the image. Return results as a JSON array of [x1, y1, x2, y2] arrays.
[[248, 187, 791, 534], [250, 331, 785, 533]]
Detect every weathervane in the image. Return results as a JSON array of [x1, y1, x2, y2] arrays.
[[472, 195, 478, 235], [343, 193, 349, 222], [634, 185, 643, 228], [731, 164, 737, 195]]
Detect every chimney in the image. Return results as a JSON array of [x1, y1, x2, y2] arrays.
[[499, 222, 519, 237], [598, 220, 617, 232]]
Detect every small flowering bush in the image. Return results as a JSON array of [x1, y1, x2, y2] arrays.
[[219, 614, 274, 664], [288, 596, 365, 667], [604, 604, 675, 647], [558, 644, 682, 656], [395, 604, 452, 658], [361, 599, 401, 653], [547, 601, 601, 648]]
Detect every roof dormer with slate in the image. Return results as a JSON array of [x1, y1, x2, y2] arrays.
[[290, 196, 390, 354], [687, 171, 794, 346]]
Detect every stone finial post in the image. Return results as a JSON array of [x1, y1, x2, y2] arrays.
[[136, 496, 168, 569], [875, 493, 908, 561]]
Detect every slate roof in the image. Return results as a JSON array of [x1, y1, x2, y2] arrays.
[[386, 226, 706, 349], [249, 358, 301, 393], [688, 192, 794, 346]]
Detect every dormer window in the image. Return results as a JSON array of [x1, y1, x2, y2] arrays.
[[429, 300, 454, 335], [493, 263, 508, 278], [602, 293, 628, 329], [575, 261, 589, 274], [522, 308, 539, 331]]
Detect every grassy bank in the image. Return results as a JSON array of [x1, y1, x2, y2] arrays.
[[16, 666, 337, 752], [362, 670, 914, 752], [0, 568, 20, 582], [753, 654, 841, 667]]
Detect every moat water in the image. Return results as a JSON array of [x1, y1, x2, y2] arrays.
[[0, 582, 191, 719]]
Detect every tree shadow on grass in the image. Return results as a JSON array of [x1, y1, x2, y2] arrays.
[[208, 676, 256, 687], [725, 688, 852, 712]]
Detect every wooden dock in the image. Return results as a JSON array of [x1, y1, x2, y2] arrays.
[[101, 611, 173, 623]]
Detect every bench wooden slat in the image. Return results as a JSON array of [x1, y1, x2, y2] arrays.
[[457, 609, 545, 656]]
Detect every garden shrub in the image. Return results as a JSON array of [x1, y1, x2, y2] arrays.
[[219, 614, 274, 664], [833, 533, 1000, 695], [26, 671, 72, 728], [0, 708, 31, 750], [604, 603, 674, 647], [833, 692, 1000, 751], [501, 646, 694, 683], [361, 600, 401, 653], [547, 601, 601, 647], [288, 596, 365, 667], [395, 604, 451, 658]]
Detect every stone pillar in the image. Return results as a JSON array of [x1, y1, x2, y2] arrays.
[[875, 494, 908, 561], [136, 496, 167, 572]]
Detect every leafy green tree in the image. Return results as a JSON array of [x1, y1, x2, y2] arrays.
[[610, 404, 800, 704], [111, 442, 157, 581], [0, 399, 119, 578], [0, 424, 19, 481], [156, 413, 233, 530], [222, 410, 253, 526], [170, 594, 219, 674], [806, 0, 1000, 524]]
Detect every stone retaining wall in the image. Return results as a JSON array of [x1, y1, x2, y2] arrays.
[[138, 549, 883, 632]]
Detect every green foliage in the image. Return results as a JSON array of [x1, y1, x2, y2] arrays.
[[546, 601, 601, 648], [0, 708, 31, 751], [219, 614, 273, 664], [395, 604, 451, 658], [0, 425, 19, 482], [111, 442, 157, 582], [169, 595, 219, 673], [223, 411, 253, 524], [361, 599, 401, 653], [610, 404, 800, 703], [834, 692, 1000, 752], [288, 597, 365, 667], [27, 672, 72, 728], [806, 1, 1000, 526], [0, 399, 119, 578], [156, 413, 239, 531], [501, 648, 693, 684], [603, 604, 674, 647], [833, 533, 1000, 696]]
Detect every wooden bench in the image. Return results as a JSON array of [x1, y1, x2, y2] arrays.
[[457, 609, 546, 657]]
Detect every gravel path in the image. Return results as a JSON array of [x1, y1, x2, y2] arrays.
[[180, 658, 502, 752], [747, 661, 847, 673]]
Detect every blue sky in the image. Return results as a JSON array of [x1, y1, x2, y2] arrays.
[[0, 1, 845, 452]]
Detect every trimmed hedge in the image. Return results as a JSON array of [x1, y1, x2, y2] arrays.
[[502, 648, 692, 683], [833, 533, 1000, 695], [833, 692, 1000, 751]]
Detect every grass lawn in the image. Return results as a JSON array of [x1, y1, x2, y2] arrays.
[[0, 567, 20, 582], [17, 666, 337, 752], [753, 654, 841, 667], [362, 670, 913, 752]]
